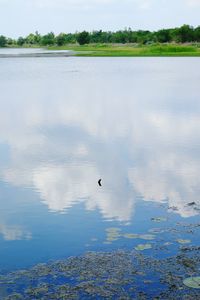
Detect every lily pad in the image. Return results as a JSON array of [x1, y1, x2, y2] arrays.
[[139, 234, 156, 240], [151, 217, 167, 222], [176, 239, 191, 244], [106, 235, 120, 242], [105, 227, 121, 242], [148, 228, 165, 234], [105, 227, 121, 233], [123, 233, 139, 239], [164, 242, 173, 246], [135, 244, 152, 251], [183, 277, 200, 289], [123, 233, 155, 240]]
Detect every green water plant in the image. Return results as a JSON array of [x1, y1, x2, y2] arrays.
[[135, 244, 152, 251], [123, 233, 139, 239], [177, 239, 191, 244], [151, 217, 167, 222], [105, 227, 121, 242], [183, 277, 200, 289], [123, 233, 155, 240]]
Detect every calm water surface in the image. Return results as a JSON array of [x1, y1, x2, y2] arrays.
[[0, 50, 199, 273]]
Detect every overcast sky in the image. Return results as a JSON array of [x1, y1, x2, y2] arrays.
[[0, 0, 200, 37]]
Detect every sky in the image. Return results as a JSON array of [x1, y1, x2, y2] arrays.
[[0, 0, 200, 37]]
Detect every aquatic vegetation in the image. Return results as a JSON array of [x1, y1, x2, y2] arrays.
[[123, 233, 139, 239], [135, 243, 152, 251], [139, 234, 156, 240], [4, 293, 23, 300], [123, 233, 155, 240], [164, 242, 173, 246], [0, 246, 200, 299], [105, 227, 121, 233], [105, 227, 121, 242], [105, 227, 156, 245], [183, 277, 200, 289], [151, 217, 167, 222], [148, 228, 166, 234], [176, 239, 191, 244]]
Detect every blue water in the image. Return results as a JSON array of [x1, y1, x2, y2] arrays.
[[0, 51, 199, 274]]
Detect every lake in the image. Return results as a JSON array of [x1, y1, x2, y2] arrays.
[[0, 49, 199, 299]]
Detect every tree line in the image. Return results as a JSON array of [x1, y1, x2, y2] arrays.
[[0, 25, 200, 47]]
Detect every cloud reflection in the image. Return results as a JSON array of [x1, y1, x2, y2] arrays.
[[0, 224, 32, 241], [0, 58, 200, 221]]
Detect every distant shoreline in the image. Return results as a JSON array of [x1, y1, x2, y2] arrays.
[[1, 44, 200, 57], [50, 43, 200, 57], [0, 51, 74, 58]]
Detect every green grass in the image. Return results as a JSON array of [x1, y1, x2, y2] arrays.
[[48, 43, 200, 57]]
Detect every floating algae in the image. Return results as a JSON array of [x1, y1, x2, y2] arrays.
[[103, 221, 187, 245], [0, 247, 200, 299], [123, 233, 139, 239], [148, 227, 166, 234], [135, 244, 152, 251], [105, 227, 121, 233], [1, 219, 200, 299], [105, 228, 156, 244], [164, 242, 173, 246], [105, 227, 121, 242], [139, 234, 156, 240], [151, 217, 167, 222], [176, 239, 191, 244], [183, 277, 200, 289], [123, 233, 155, 240]]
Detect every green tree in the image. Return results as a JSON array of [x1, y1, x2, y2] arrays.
[[26, 33, 36, 45], [156, 29, 171, 43], [65, 33, 76, 44], [25, 32, 41, 45], [194, 26, 200, 42], [77, 31, 90, 45], [135, 30, 152, 44], [112, 31, 127, 43], [56, 33, 67, 46], [34, 31, 41, 44], [41, 32, 55, 46], [17, 37, 25, 46], [90, 30, 103, 43], [0, 35, 7, 47], [174, 25, 194, 42], [7, 38, 14, 46]]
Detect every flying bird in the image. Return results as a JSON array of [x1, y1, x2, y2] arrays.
[[98, 179, 102, 187]]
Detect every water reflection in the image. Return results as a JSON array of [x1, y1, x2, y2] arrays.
[[0, 57, 200, 222], [0, 223, 31, 241]]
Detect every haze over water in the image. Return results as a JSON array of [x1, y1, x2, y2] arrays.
[[0, 49, 200, 271]]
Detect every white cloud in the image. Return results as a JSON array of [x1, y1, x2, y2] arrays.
[[186, 0, 200, 7], [30, 0, 123, 10], [30, 0, 156, 12], [0, 0, 199, 37], [135, 0, 153, 10]]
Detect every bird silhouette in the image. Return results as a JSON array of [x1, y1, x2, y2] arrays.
[[98, 179, 102, 187]]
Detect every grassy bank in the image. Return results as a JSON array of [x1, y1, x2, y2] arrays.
[[48, 43, 200, 57]]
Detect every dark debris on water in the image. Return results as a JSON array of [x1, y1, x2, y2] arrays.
[[0, 246, 200, 300]]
